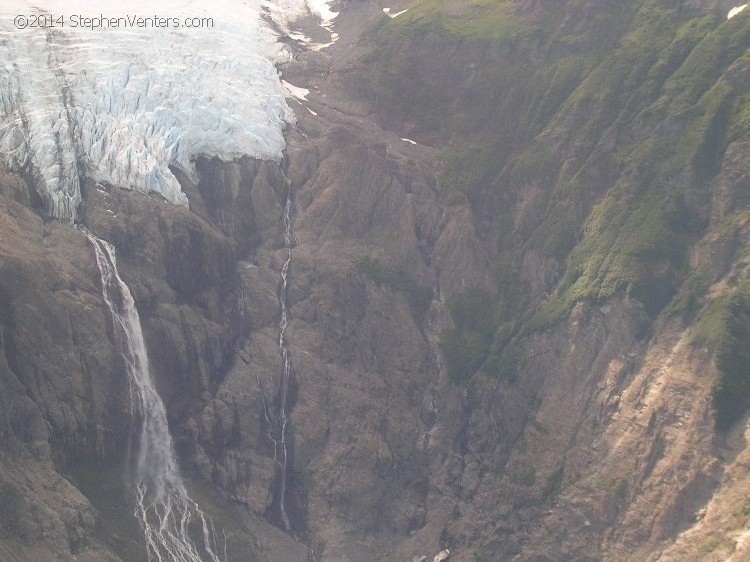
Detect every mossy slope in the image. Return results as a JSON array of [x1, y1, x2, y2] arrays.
[[361, 1, 750, 422]]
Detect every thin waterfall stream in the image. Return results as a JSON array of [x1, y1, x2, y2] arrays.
[[277, 181, 296, 532], [87, 233, 223, 562], [255, 179, 297, 534]]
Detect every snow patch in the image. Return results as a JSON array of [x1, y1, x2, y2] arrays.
[[401, 138, 417, 145], [281, 80, 310, 100], [305, 0, 339, 49], [728, 4, 747, 18], [306, 107, 318, 116], [310, 37, 337, 51], [288, 30, 312, 43], [386, 9, 408, 18], [307, 0, 338, 24], [266, 0, 339, 50]]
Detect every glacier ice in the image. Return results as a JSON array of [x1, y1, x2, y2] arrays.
[[0, 0, 336, 221]]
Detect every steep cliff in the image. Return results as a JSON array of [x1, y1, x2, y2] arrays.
[[1, 0, 749, 561], [331, 1, 750, 560]]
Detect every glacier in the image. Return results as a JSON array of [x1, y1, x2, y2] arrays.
[[0, 0, 336, 221]]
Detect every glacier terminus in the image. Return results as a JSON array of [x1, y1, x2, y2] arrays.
[[0, 0, 336, 221]]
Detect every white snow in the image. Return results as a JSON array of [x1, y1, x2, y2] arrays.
[[0, 0, 336, 221], [299, 0, 340, 49], [387, 9, 408, 18], [306, 107, 318, 116], [433, 549, 450, 562], [288, 30, 312, 43], [728, 4, 748, 18], [281, 80, 310, 100], [401, 138, 417, 145], [307, 0, 338, 24], [264, 0, 339, 49]]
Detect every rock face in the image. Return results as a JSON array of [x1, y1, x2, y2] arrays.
[[2, 1, 750, 561]]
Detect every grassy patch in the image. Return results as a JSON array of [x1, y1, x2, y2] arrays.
[[665, 272, 711, 321], [692, 296, 734, 347], [513, 4, 747, 321], [384, 0, 529, 41], [712, 287, 750, 431], [531, 186, 694, 324], [693, 278, 750, 431], [365, 0, 750, 378]]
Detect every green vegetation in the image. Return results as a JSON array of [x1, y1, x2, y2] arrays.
[[384, 0, 528, 41], [370, 2, 585, 139], [729, 89, 750, 141], [707, 286, 750, 431], [439, 143, 507, 207], [557, 187, 696, 316], [355, 256, 432, 315], [691, 277, 750, 431], [365, 0, 750, 397], [665, 272, 711, 321], [693, 296, 736, 347], [520, 5, 749, 326], [440, 289, 498, 383]]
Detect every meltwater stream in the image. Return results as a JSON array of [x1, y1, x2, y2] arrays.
[[277, 182, 297, 532], [87, 234, 222, 562], [256, 180, 296, 533], [275, 182, 296, 533]]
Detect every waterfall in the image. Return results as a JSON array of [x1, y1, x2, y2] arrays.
[[87, 233, 222, 562], [276, 184, 295, 532], [256, 181, 296, 533]]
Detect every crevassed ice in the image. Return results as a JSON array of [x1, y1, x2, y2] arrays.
[[0, 0, 335, 221]]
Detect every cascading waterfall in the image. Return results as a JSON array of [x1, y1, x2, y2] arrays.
[[87, 233, 223, 562], [276, 182, 296, 533], [256, 180, 296, 533]]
